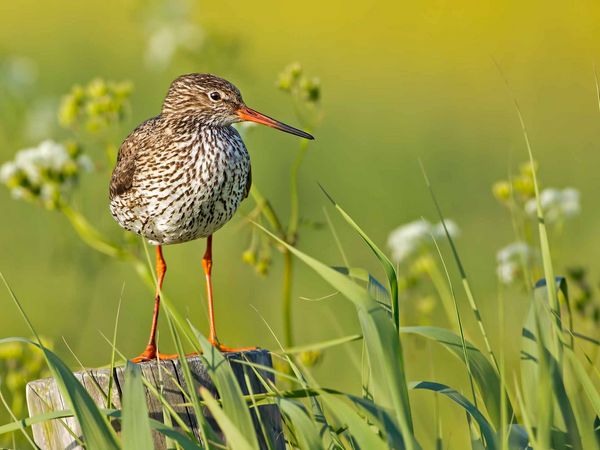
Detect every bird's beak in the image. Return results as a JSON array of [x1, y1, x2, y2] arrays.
[[237, 106, 314, 140]]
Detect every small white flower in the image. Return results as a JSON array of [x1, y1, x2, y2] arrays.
[[560, 188, 580, 218], [497, 241, 531, 263], [525, 187, 581, 224], [387, 219, 460, 264], [10, 186, 29, 200], [40, 183, 58, 202], [0, 56, 37, 93], [0, 162, 18, 183], [13, 140, 70, 184], [145, 24, 203, 69], [496, 241, 533, 285], [497, 261, 518, 284], [1, 140, 91, 208], [146, 27, 177, 68], [388, 220, 431, 263], [432, 219, 460, 240], [15, 150, 43, 184]]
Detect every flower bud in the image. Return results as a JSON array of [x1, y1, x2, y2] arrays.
[[519, 161, 537, 177], [492, 181, 511, 201], [255, 259, 270, 276], [242, 249, 256, 265], [513, 176, 535, 198], [299, 350, 323, 367]]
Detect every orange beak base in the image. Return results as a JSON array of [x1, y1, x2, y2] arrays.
[[237, 106, 314, 140]]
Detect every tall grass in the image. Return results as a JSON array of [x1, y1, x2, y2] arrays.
[[1, 162, 599, 449]]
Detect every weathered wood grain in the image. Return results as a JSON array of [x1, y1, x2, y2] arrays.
[[26, 349, 284, 450]]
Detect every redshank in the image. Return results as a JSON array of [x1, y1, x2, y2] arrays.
[[109, 73, 313, 362]]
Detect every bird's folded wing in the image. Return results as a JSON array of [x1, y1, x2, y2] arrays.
[[110, 140, 136, 198]]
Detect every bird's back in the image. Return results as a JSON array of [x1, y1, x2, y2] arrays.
[[110, 116, 251, 245]]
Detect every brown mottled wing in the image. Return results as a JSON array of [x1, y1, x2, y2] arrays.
[[109, 117, 159, 199], [109, 139, 136, 199], [244, 164, 252, 199]]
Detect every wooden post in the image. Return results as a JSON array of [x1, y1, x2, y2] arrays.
[[26, 349, 284, 450]]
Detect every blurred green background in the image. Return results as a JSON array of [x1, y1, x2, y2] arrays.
[[1, 0, 599, 444]]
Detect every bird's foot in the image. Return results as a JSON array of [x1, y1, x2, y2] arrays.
[[131, 345, 179, 363], [210, 338, 257, 353]]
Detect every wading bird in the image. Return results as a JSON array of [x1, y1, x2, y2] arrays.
[[109, 74, 313, 362]]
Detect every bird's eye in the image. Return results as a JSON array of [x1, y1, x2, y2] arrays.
[[209, 91, 222, 101]]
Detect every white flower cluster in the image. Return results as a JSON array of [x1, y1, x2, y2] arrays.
[[146, 25, 203, 69], [525, 188, 580, 224], [0, 140, 92, 209], [143, 0, 203, 69], [0, 56, 37, 95], [387, 219, 460, 264], [496, 242, 534, 285]]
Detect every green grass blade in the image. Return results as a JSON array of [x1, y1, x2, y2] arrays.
[[401, 326, 511, 429], [333, 266, 391, 308], [319, 185, 400, 330], [163, 313, 213, 448], [279, 399, 324, 450], [521, 278, 567, 422], [200, 388, 254, 450], [319, 392, 391, 450], [0, 407, 203, 450], [566, 349, 600, 417], [107, 285, 124, 410], [430, 232, 480, 413], [121, 362, 154, 450], [140, 241, 214, 447], [547, 354, 583, 450], [147, 418, 204, 450], [343, 392, 405, 449], [190, 326, 260, 450], [410, 381, 497, 450], [0, 382, 39, 449], [323, 205, 350, 267], [256, 223, 417, 450], [0, 338, 121, 450], [0, 275, 121, 450], [563, 348, 600, 450], [0, 409, 82, 436], [419, 164, 499, 372], [281, 334, 362, 354], [494, 62, 562, 360]]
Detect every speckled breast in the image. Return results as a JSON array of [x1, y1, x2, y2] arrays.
[[111, 125, 250, 245]]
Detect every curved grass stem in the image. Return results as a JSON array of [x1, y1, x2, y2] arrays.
[[287, 138, 310, 243], [282, 249, 294, 347]]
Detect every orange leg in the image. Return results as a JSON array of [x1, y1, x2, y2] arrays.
[[203, 235, 256, 353], [132, 245, 178, 363]]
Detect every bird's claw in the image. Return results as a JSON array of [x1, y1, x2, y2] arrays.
[[131, 345, 179, 363], [210, 339, 257, 353]]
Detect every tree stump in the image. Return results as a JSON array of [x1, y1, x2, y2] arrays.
[[26, 349, 284, 450]]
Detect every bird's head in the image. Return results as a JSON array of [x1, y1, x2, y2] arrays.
[[162, 73, 313, 140]]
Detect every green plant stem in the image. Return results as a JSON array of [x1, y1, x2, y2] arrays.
[[430, 238, 478, 410], [250, 187, 283, 236], [287, 138, 310, 243], [60, 204, 125, 259], [283, 249, 294, 347], [494, 60, 562, 363], [420, 162, 499, 372], [498, 283, 508, 450], [60, 203, 154, 289], [426, 260, 460, 332]]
